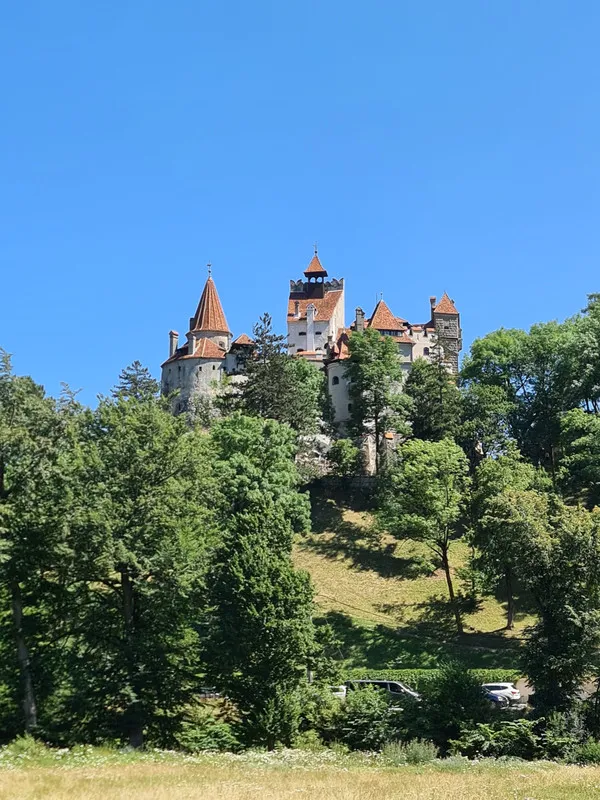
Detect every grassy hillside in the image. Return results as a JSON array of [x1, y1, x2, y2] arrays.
[[293, 494, 534, 671]]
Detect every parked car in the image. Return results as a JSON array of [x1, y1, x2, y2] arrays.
[[482, 682, 521, 705], [344, 679, 421, 702], [482, 687, 509, 708], [329, 685, 347, 700]]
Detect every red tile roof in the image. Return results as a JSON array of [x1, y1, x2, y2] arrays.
[[232, 333, 254, 346], [161, 337, 226, 366], [394, 333, 415, 345], [368, 300, 406, 331], [190, 277, 230, 334], [434, 292, 459, 315], [287, 290, 343, 321], [304, 254, 328, 277]]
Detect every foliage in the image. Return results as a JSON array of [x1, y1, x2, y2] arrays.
[[382, 738, 439, 764], [343, 669, 522, 692], [520, 502, 600, 714], [111, 361, 159, 400], [345, 327, 410, 473], [240, 313, 325, 434], [204, 415, 314, 749], [176, 706, 239, 753], [557, 408, 600, 509], [379, 438, 470, 633], [327, 439, 362, 477], [417, 661, 491, 749], [572, 738, 600, 764], [67, 391, 214, 747], [450, 719, 542, 760], [404, 355, 462, 442], [337, 685, 392, 751]]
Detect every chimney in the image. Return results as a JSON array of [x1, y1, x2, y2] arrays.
[[429, 296, 437, 317], [169, 330, 179, 358], [355, 307, 365, 333], [294, 300, 300, 318]]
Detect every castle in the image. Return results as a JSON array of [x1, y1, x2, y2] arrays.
[[161, 252, 462, 422]]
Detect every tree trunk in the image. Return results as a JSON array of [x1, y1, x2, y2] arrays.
[[10, 580, 37, 732], [441, 546, 463, 635], [121, 570, 143, 749], [505, 567, 515, 630]]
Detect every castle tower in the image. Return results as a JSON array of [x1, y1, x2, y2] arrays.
[[431, 293, 462, 373], [287, 249, 345, 361], [161, 268, 233, 413]]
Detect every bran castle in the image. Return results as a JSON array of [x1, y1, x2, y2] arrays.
[[161, 252, 462, 423]]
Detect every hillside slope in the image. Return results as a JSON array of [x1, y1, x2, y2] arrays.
[[293, 495, 532, 670]]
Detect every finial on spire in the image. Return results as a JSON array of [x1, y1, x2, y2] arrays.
[[207, 262, 212, 278], [314, 241, 318, 255]]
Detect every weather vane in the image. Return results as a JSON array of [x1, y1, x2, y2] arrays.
[[207, 262, 212, 278]]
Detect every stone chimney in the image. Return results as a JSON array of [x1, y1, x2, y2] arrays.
[[355, 307, 365, 333], [169, 330, 179, 358], [429, 296, 437, 318], [306, 303, 316, 352], [294, 300, 300, 318]]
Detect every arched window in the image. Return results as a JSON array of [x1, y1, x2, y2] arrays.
[[332, 376, 340, 385], [423, 347, 430, 356]]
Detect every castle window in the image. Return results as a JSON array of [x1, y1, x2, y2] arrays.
[[299, 331, 306, 336], [332, 376, 340, 385], [297, 348, 304, 352], [198, 366, 202, 372], [423, 347, 430, 356], [212, 365, 216, 370], [348, 403, 353, 413], [315, 331, 322, 336]]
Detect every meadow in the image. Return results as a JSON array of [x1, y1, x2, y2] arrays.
[[1, 748, 600, 800]]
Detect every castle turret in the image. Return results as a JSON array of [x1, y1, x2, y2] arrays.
[[432, 292, 462, 373]]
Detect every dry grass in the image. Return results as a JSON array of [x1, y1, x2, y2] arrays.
[[3, 760, 600, 800]]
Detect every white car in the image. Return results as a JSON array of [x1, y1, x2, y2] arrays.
[[329, 685, 347, 700], [482, 682, 521, 704]]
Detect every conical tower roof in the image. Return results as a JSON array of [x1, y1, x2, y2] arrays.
[[190, 276, 230, 334], [434, 292, 459, 315], [304, 253, 328, 278]]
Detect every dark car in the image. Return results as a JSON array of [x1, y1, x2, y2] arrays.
[[344, 679, 421, 703], [482, 687, 509, 708]]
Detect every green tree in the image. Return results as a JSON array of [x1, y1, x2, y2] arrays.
[[112, 360, 159, 400], [458, 383, 515, 469], [327, 439, 362, 478], [557, 408, 600, 509], [241, 314, 324, 434], [404, 354, 462, 442], [69, 391, 214, 747], [519, 501, 600, 713], [204, 415, 314, 748], [379, 438, 470, 634], [0, 351, 75, 734], [345, 327, 409, 473]]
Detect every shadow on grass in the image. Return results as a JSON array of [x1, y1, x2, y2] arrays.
[[320, 609, 523, 672], [305, 493, 432, 580]]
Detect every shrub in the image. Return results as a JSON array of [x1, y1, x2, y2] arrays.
[[343, 668, 521, 694], [176, 706, 239, 753], [298, 683, 342, 744], [450, 719, 541, 760], [417, 661, 491, 749], [338, 685, 391, 751], [383, 739, 439, 765], [573, 739, 600, 764]]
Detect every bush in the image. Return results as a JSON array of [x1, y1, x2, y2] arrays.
[[176, 706, 239, 753], [417, 661, 491, 749], [573, 739, 600, 764], [343, 668, 521, 694], [338, 685, 391, 751], [450, 720, 541, 760], [298, 683, 342, 744], [383, 739, 439, 764]]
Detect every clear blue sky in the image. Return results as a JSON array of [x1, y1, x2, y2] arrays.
[[1, 1, 599, 404]]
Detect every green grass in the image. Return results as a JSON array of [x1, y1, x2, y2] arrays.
[[293, 494, 534, 671]]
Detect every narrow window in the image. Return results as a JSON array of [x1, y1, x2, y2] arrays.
[[332, 376, 340, 385], [348, 403, 352, 413], [423, 347, 430, 356]]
